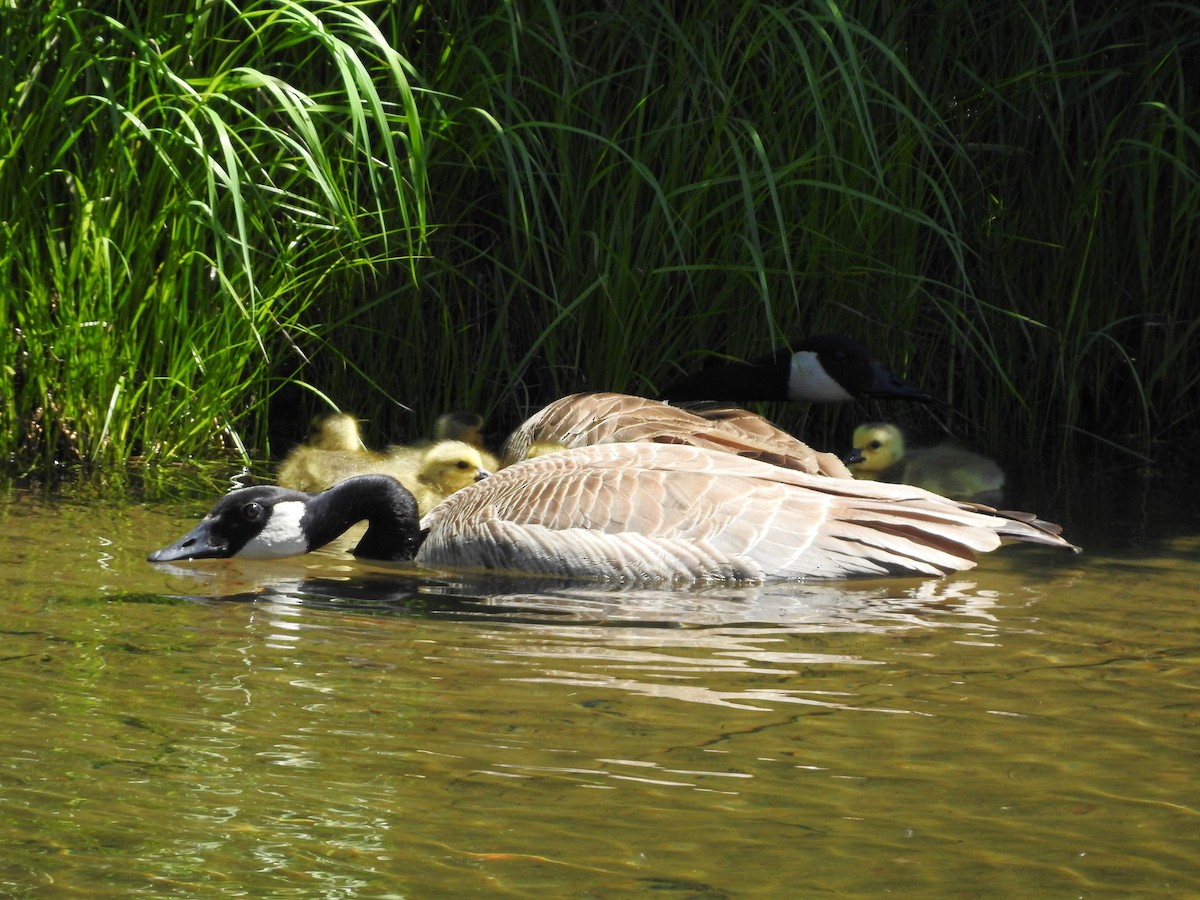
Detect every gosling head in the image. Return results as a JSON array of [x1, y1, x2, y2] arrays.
[[846, 422, 906, 478], [417, 440, 492, 494], [309, 412, 367, 451], [434, 410, 487, 447]]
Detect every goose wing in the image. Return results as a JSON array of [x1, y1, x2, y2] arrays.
[[501, 392, 850, 477], [419, 443, 1074, 583]]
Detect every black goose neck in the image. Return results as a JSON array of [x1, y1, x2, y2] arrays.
[[659, 351, 790, 402], [302, 475, 424, 561]]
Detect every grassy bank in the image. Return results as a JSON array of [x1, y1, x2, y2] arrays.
[[1, 0, 428, 475], [3, 0, 1197, 481]]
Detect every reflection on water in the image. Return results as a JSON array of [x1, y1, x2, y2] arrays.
[[149, 555, 1017, 715], [0, 485, 1197, 896]]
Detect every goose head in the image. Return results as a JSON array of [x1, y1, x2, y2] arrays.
[[147, 475, 423, 563], [659, 335, 930, 404]]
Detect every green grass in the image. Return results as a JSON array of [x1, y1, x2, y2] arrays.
[[1, 0, 428, 474], [3, 0, 1197, 484]]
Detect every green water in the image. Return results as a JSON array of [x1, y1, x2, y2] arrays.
[[0, 485, 1197, 897]]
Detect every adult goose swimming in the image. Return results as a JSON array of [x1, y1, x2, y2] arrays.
[[148, 442, 1079, 584], [658, 334, 930, 404]]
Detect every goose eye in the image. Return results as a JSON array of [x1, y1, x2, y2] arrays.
[[832, 351, 847, 362], [241, 501, 266, 522]]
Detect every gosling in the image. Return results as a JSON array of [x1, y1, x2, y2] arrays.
[[278, 415, 490, 512], [847, 422, 1005, 506], [387, 410, 501, 473], [277, 413, 388, 492], [396, 439, 492, 515]]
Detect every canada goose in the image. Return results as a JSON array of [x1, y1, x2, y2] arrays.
[[501, 392, 852, 476], [658, 334, 930, 404], [148, 443, 1078, 582], [847, 422, 1006, 505]]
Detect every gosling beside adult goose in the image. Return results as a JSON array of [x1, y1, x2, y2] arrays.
[[501, 392, 853, 476], [397, 440, 493, 514], [847, 422, 1006, 505], [658, 334, 930, 404], [277, 414, 490, 512], [402, 410, 500, 472], [149, 442, 1078, 583], [277, 413, 390, 493]]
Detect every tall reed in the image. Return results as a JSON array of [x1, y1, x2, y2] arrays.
[[3, 0, 1197, 481], [1, 0, 428, 474], [307, 0, 1198, 464]]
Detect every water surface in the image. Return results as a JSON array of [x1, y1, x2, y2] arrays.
[[0, 481, 1197, 897]]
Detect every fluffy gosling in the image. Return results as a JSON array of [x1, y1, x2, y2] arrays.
[[847, 422, 1005, 506]]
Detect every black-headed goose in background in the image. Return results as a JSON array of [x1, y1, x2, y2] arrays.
[[150, 442, 1078, 584], [658, 334, 930, 404]]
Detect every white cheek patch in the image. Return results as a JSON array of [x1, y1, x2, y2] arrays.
[[790, 350, 856, 402], [237, 500, 311, 559]]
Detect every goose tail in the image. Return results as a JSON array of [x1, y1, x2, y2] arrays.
[[973, 505, 1081, 553]]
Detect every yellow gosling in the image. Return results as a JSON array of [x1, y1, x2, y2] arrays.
[[434, 410, 500, 471], [848, 422, 1005, 505], [308, 412, 367, 451], [277, 413, 391, 492], [387, 410, 500, 472], [523, 440, 570, 459], [393, 440, 492, 515]]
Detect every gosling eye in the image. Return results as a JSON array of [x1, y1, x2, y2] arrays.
[[868, 440, 882, 451], [241, 501, 266, 522], [455, 461, 470, 470]]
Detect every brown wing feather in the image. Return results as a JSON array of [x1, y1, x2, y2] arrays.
[[501, 392, 850, 477], [420, 443, 1077, 583]]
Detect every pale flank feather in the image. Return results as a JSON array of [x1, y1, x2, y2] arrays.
[[421, 443, 1069, 582]]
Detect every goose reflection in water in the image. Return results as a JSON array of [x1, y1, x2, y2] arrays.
[[148, 554, 1021, 712], [150, 550, 1001, 629]]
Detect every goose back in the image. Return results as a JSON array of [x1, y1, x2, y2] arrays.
[[501, 392, 851, 477]]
